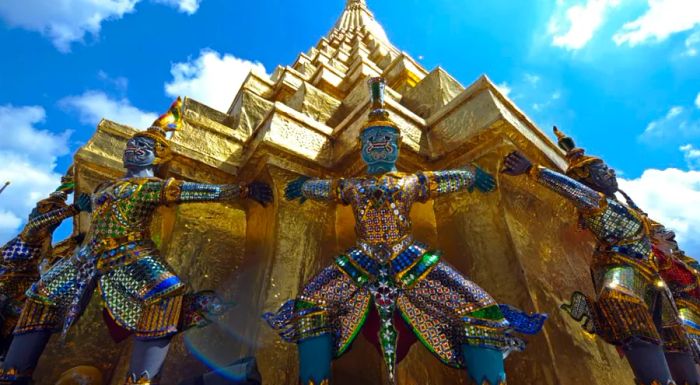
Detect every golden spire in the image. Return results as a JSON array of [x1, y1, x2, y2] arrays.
[[331, 0, 391, 45]]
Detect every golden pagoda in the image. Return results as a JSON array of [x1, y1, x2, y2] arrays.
[[35, 0, 634, 384]]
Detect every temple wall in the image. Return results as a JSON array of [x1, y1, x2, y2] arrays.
[[30, 74, 639, 385]]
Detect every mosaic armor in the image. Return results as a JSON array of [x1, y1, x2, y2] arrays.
[[39, 234, 83, 276], [265, 169, 545, 382], [531, 166, 689, 352], [18, 177, 245, 339], [0, 204, 79, 340], [655, 248, 700, 361]]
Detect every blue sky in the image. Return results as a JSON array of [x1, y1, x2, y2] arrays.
[[0, 0, 699, 254]]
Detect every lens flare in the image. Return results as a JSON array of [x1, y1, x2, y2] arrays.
[[182, 264, 266, 381]]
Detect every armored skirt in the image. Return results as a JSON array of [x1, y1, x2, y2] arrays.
[[566, 251, 691, 356], [0, 237, 44, 339], [675, 298, 700, 360], [592, 261, 687, 351], [265, 241, 543, 368], [0, 205, 80, 341], [652, 248, 700, 360], [17, 239, 209, 340]]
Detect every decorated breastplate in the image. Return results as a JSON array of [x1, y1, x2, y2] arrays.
[[584, 199, 652, 262], [88, 180, 158, 247], [348, 176, 414, 262]]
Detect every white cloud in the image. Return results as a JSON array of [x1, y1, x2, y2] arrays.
[[685, 30, 700, 56], [0, 0, 202, 53], [549, 0, 622, 50], [499, 73, 569, 129], [0, 106, 71, 165], [696, 92, 700, 109], [524, 73, 541, 86], [532, 91, 563, 112], [0, 0, 138, 52], [613, 0, 700, 46], [0, 211, 22, 239], [152, 0, 200, 14], [98, 70, 129, 92], [164, 49, 266, 112], [640, 105, 700, 142], [667, 106, 683, 118], [496, 82, 512, 97], [681, 144, 700, 169], [60, 90, 157, 129], [0, 105, 71, 243], [619, 168, 700, 257]]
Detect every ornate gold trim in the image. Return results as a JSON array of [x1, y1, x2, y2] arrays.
[[0, 367, 33, 384], [526, 164, 542, 179], [124, 373, 160, 385], [476, 379, 507, 385], [300, 379, 330, 385], [634, 380, 677, 385], [161, 177, 181, 203]]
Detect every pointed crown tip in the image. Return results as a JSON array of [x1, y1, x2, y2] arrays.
[[553, 126, 576, 153], [362, 77, 399, 133], [551, 127, 605, 179], [553, 126, 565, 140], [151, 96, 183, 134]]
